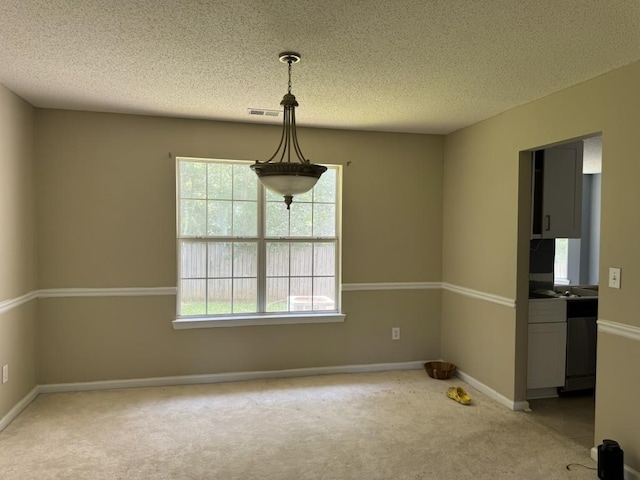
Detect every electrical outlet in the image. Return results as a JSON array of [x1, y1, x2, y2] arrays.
[[609, 267, 621, 289], [392, 327, 400, 340], [2, 364, 8, 384]]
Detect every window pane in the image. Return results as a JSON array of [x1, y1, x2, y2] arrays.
[[313, 203, 336, 237], [266, 277, 289, 312], [313, 277, 336, 310], [180, 279, 206, 315], [266, 201, 289, 237], [290, 277, 312, 297], [294, 189, 312, 203], [180, 242, 206, 278], [234, 243, 257, 278], [180, 162, 206, 199], [313, 276, 336, 298], [207, 163, 232, 200], [180, 199, 206, 236], [314, 243, 335, 276], [290, 202, 312, 237], [208, 242, 232, 278], [207, 200, 232, 236], [233, 164, 257, 201], [313, 168, 336, 203], [266, 242, 289, 277], [208, 279, 232, 314], [289, 278, 313, 311], [233, 201, 257, 237], [233, 278, 257, 313], [265, 188, 281, 202], [291, 243, 312, 276]]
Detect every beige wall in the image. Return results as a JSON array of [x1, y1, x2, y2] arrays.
[[38, 291, 441, 383], [0, 84, 38, 419], [441, 291, 515, 397], [442, 60, 640, 464], [34, 110, 443, 383], [595, 333, 640, 468]]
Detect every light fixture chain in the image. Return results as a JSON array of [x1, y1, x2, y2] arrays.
[[288, 60, 292, 94]]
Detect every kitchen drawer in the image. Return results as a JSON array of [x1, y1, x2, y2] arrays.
[[528, 298, 567, 323]]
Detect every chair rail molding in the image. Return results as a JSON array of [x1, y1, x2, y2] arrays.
[[598, 319, 640, 342], [0, 291, 38, 315], [38, 287, 177, 298], [341, 282, 440, 291], [441, 282, 516, 308], [1, 288, 176, 317], [2, 283, 516, 315]]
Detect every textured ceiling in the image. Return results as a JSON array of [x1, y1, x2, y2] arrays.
[[1, 1, 640, 134]]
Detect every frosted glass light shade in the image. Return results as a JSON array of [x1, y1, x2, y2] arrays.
[[251, 161, 327, 207], [259, 174, 319, 196]]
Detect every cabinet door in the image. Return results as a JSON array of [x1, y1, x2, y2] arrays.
[[541, 143, 583, 238], [527, 322, 567, 389]]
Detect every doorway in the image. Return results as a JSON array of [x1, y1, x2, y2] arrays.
[[517, 134, 602, 450]]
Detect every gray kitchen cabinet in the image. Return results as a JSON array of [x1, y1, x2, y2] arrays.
[[527, 299, 567, 395], [527, 322, 567, 389], [531, 142, 583, 238]]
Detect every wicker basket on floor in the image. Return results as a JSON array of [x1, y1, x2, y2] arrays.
[[424, 361, 456, 379]]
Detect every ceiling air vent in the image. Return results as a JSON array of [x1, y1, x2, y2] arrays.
[[247, 108, 281, 117]]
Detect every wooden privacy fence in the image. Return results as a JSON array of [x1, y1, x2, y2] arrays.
[[180, 241, 335, 304]]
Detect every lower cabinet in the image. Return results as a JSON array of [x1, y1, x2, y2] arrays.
[[527, 322, 567, 389]]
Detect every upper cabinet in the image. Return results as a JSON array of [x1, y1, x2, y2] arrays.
[[531, 142, 583, 239]]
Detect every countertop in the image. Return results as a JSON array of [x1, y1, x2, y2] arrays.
[[529, 285, 598, 300]]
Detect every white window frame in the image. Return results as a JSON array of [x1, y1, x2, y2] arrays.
[[172, 157, 344, 329]]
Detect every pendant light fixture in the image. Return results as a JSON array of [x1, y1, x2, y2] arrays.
[[251, 52, 327, 209]]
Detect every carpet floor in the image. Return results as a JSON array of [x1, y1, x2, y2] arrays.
[[0, 370, 597, 479]]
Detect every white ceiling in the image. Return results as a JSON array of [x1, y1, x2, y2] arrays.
[[1, 1, 640, 134]]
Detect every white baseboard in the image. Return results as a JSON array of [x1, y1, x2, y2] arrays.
[[38, 360, 427, 394], [0, 386, 39, 432], [526, 387, 559, 400], [455, 369, 529, 411], [591, 447, 640, 480]]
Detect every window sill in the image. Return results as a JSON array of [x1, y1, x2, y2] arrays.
[[172, 312, 346, 329]]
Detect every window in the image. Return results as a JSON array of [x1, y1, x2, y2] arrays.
[[554, 238, 569, 285], [176, 157, 341, 325]]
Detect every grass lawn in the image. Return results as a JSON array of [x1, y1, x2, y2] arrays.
[[180, 300, 288, 315]]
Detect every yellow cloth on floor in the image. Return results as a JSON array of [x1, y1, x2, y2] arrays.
[[447, 386, 472, 405]]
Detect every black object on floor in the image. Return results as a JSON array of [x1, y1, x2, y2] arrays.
[[598, 439, 624, 480]]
